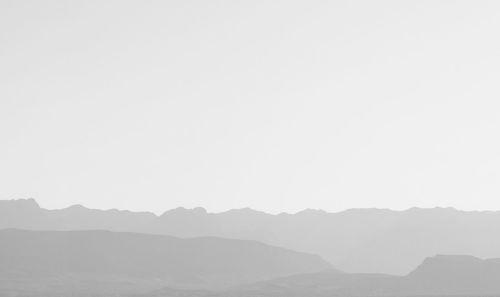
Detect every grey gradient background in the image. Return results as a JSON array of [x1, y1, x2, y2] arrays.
[[1, 1, 500, 214]]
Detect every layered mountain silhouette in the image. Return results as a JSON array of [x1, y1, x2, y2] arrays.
[[4, 199, 500, 274], [2, 227, 499, 297], [0, 229, 330, 296], [136, 255, 500, 296]]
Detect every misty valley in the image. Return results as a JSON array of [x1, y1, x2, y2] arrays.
[[3, 0, 500, 296], [1, 199, 500, 297]]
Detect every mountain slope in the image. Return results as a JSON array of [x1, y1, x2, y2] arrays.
[[4, 199, 500, 274], [138, 255, 500, 297], [0, 229, 331, 295], [404, 254, 500, 295]]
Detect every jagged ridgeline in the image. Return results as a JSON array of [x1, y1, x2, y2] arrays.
[[3, 199, 500, 274]]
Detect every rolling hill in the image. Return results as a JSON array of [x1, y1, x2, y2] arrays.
[[135, 255, 500, 297], [0, 229, 331, 296], [3, 199, 500, 274]]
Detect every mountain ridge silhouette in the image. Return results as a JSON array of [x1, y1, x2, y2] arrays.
[[136, 255, 500, 297], [3, 198, 500, 274], [0, 228, 331, 293]]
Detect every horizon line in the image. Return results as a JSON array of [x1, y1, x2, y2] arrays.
[[3, 198, 500, 216]]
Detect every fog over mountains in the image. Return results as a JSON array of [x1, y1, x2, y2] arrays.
[[2, 199, 500, 296], [146, 255, 500, 297], [3, 198, 500, 275], [0, 229, 330, 295], [2, 228, 500, 296]]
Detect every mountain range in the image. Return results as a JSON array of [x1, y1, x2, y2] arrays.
[[134, 255, 500, 297], [2, 228, 500, 296], [0, 229, 330, 296], [3, 198, 500, 274]]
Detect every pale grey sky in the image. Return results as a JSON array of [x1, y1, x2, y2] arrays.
[[1, 0, 500, 214]]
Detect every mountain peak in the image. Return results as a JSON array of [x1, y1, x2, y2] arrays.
[[296, 208, 327, 215], [408, 254, 483, 277], [162, 206, 208, 216], [66, 204, 87, 210], [223, 207, 269, 216], [0, 198, 40, 210]]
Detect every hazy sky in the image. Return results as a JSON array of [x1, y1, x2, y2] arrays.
[[1, 1, 500, 214]]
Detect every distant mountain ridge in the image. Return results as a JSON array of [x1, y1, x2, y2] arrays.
[[3, 198, 500, 274], [0, 229, 331, 295], [136, 255, 500, 297]]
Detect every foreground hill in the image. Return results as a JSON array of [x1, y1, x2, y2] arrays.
[[0, 229, 331, 296], [3, 199, 500, 274], [135, 255, 500, 297]]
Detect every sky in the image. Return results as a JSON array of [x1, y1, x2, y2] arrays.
[[1, 0, 500, 214]]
